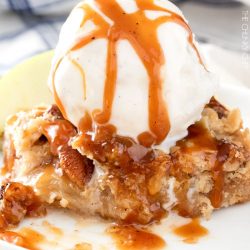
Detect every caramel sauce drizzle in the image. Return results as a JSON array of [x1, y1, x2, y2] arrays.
[[38, 107, 77, 156], [209, 141, 230, 208], [51, 58, 68, 119], [42, 120, 76, 155], [51, 0, 204, 147], [77, 112, 155, 165], [69, 57, 87, 100], [108, 224, 166, 250], [42, 221, 63, 237], [2, 138, 16, 175], [0, 227, 50, 250], [176, 121, 229, 210], [176, 122, 217, 153], [173, 218, 208, 244]]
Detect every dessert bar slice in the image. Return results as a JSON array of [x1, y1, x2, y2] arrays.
[[1, 99, 250, 226]]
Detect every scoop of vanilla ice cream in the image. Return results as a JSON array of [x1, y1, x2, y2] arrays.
[[48, 0, 217, 150]]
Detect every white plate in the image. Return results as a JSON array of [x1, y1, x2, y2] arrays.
[[1, 44, 250, 250]]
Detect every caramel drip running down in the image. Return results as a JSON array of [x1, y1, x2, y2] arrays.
[[52, 0, 204, 146], [42, 120, 76, 155], [176, 122, 229, 210], [209, 141, 230, 208], [51, 58, 67, 119], [69, 57, 87, 100]]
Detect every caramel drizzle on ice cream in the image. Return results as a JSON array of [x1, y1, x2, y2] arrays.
[[51, 0, 204, 147]]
